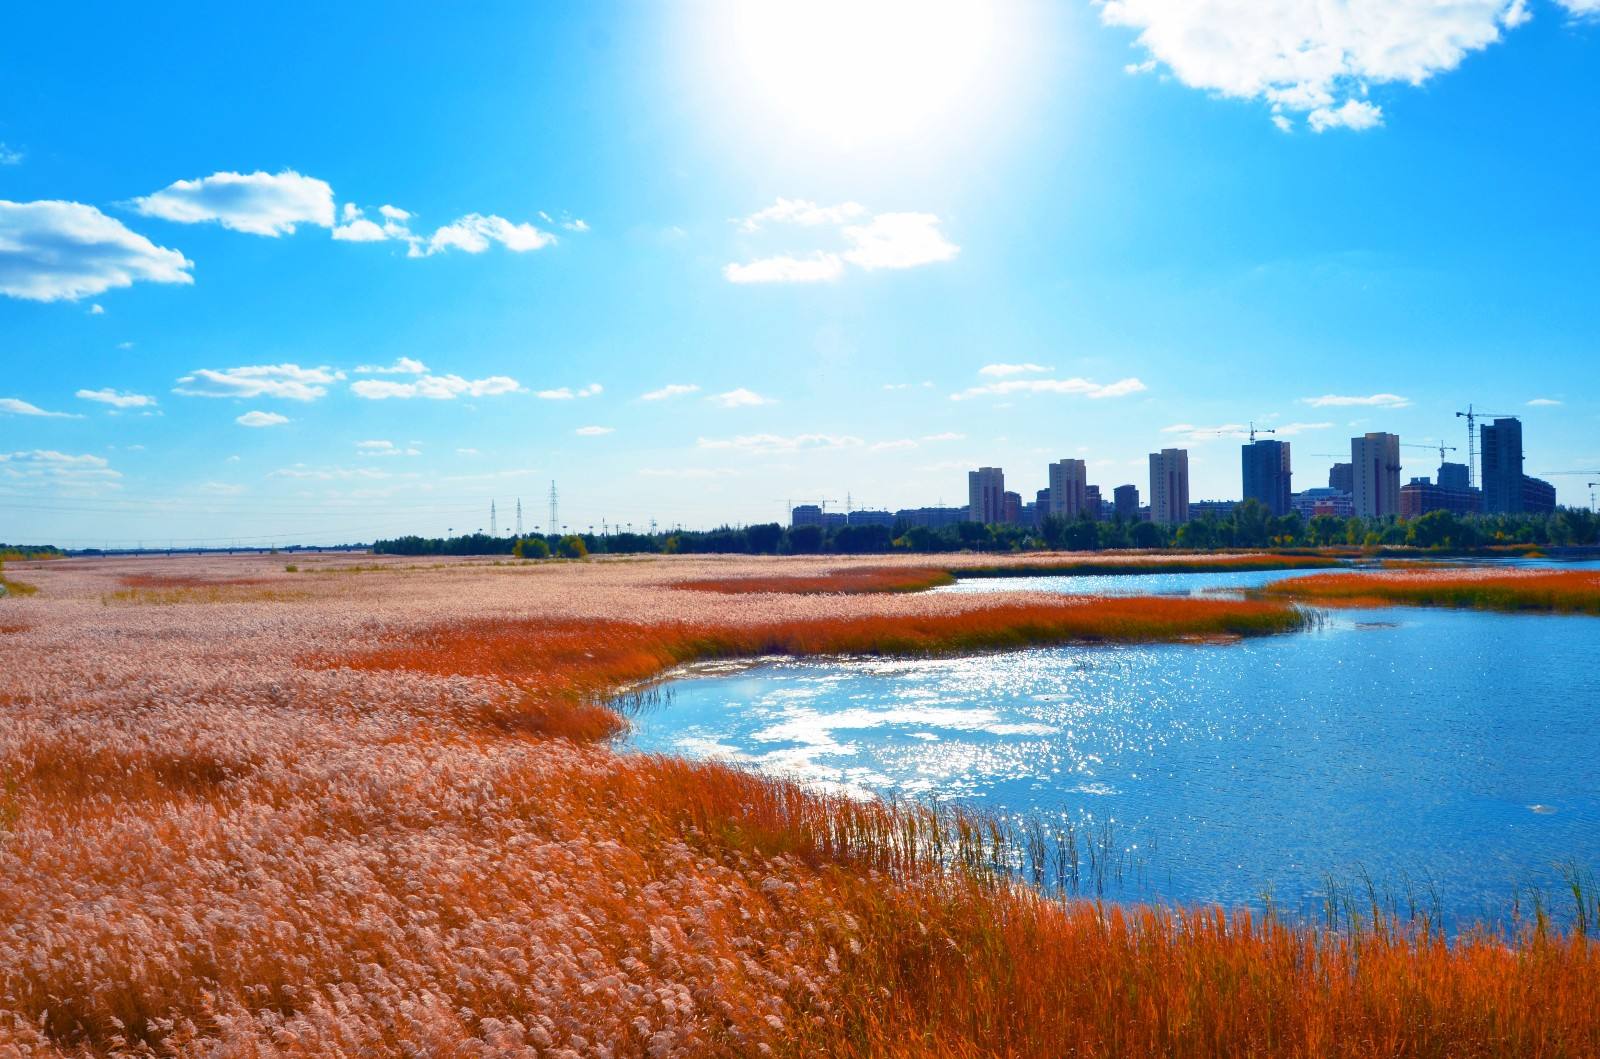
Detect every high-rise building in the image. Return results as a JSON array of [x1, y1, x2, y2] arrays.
[[1481, 418, 1524, 514], [1521, 475, 1556, 514], [1047, 459, 1088, 519], [1351, 433, 1401, 518], [790, 504, 823, 528], [1328, 462, 1354, 494], [1438, 462, 1470, 492], [1035, 489, 1051, 528], [1084, 484, 1103, 521], [1241, 439, 1292, 516], [1148, 448, 1190, 526], [1002, 490, 1022, 525], [968, 467, 1005, 524], [1113, 484, 1139, 520]]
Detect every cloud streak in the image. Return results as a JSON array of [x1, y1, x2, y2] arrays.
[[0, 200, 193, 302]]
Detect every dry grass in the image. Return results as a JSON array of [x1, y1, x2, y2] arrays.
[[675, 566, 957, 594], [0, 554, 1594, 1057], [961, 552, 1346, 579], [1265, 568, 1600, 615]]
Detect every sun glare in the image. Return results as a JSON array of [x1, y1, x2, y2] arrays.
[[719, 0, 1004, 146]]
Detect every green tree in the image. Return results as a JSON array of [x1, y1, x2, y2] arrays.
[[556, 534, 588, 559]]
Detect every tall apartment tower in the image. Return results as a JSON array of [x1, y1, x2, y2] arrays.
[[1241, 439, 1292, 516], [1328, 462, 1354, 495], [1113, 484, 1139, 520], [1047, 458, 1088, 519], [968, 466, 1006, 524], [1351, 432, 1401, 518], [1148, 448, 1190, 526], [1480, 418, 1524, 514]]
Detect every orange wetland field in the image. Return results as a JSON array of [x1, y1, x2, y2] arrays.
[[1, 552, 1598, 1057], [1266, 567, 1600, 616]]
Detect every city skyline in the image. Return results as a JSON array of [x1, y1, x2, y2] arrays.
[[3, 3, 1598, 546]]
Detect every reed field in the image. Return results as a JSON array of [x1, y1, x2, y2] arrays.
[[0, 552, 1596, 1057], [1265, 567, 1600, 615]]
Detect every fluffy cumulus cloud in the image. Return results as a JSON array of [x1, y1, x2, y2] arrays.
[[840, 213, 958, 270], [951, 376, 1147, 401], [353, 357, 428, 375], [709, 387, 773, 408], [535, 383, 603, 400], [0, 397, 81, 418], [724, 252, 845, 284], [725, 198, 957, 284], [132, 170, 335, 236], [697, 433, 863, 454], [641, 383, 700, 401], [1099, 0, 1532, 130], [1300, 392, 1411, 408], [356, 439, 420, 456], [0, 449, 121, 488], [0, 200, 193, 302], [350, 373, 521, 400], [335, 202, 558, 258], [236, 410, 289, 427], [176, 364, 344, 401], [76, 387, 157, 409]]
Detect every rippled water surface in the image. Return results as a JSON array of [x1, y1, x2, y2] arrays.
[[629, 566, 1600, 925]]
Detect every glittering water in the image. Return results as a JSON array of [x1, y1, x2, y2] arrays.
[[629, 567, 1600, 926]]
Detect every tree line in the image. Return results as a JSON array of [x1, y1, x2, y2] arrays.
[[371, 502, 1600, 557]]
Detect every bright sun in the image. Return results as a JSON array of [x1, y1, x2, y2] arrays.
[[717, 0, 1005, 146]]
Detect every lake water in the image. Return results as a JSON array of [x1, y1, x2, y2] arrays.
[[627, 564, 1600, 928]]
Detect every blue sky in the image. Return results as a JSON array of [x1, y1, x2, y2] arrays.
[[2, 1, 1597, 545]]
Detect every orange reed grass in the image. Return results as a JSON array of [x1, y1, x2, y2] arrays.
[[1266, 569, 1600, 615], [675, 566, 956, 594]]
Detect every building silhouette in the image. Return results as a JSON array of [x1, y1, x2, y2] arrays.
[[968, 467, 1006, 523], [1351, 432, 1401, 518], [1241, 438, 1292, 516], [1148, 448, 1190, 526], [1328, 462, 1354, 494], [1047, 458, 1088, 519], [1113, 484, 1139, 520], [1481, 418, 1524, 514]]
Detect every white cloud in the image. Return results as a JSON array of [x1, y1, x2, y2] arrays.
[[978, 363, 1051, 378], [726, 200, 958, 283], [575, 425, 614, 436], [709, 387, 773, 408], [76, 388, 156, 409], [841, 212, 959, 270], [176, 364, 343, 401], [641, 383, 700, 401], [535, 383, 602, 400], [1160, 420, 1333, 443], [422, 213, 555, 256], [1527, 397, 1562, 407], [697, 433, 863, 454], [870, 439, 919, 452], [951, 377, 1147, 401], [350, 374, 521, 400], [0, 449, 121, 487], [0, 397, 81, 418], [1308, 99, 1384, 133], [132, 170, 335, 236], [1557, 0, 1600, 15], [739, 198, 868, 232], [356, 439, 420, 456], [379, 205, 410, 222], [1300, 392, 1412, 408], [921, 431, 966, 442], [236, 410, 289, 428], [331, 217, 387, 242], [354, 357, 428, 375], [883, 381, 935, 391], [88, 303, 105, 315], [0, 143, 23, 166], [1099, 0, 1529, 130], [723, 252, 845, 284], [0, 200, 193, 302], [270, 464, 396, 481]]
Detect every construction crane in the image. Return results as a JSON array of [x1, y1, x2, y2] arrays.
[[1454, 405, 1520, 489], [1400, 441, 1459, 464], [1202, 421, 1277, 442]]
